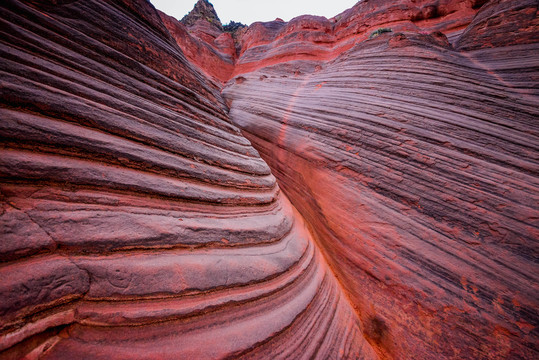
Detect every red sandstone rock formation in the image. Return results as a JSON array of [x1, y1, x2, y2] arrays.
[[158, 0, 237, 82], [0, 0, 374, 358], [159, 10, 235, 82], [222, 0, 539, 359], [1, 0, 538, 359]]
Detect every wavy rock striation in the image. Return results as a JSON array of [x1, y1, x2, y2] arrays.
[[222, 0, 539, 359], [0, 0, 375, 358], [1, 0, 538, 359]]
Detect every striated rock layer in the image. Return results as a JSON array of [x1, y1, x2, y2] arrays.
[[1, 0, 538, 359], [0, 0, 376, 359], [223, 0, 539, 359]]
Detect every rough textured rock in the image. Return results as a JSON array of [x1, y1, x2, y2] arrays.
[[455, 0, 539, 50], [181, 0, 222, 31], [1, 0, 538, 359], [0, 0, 375, 358]]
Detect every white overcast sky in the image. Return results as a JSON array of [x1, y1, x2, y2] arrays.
[[150, 0, 359, 25]]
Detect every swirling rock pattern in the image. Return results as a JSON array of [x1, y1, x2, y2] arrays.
[[1, 0, 538, 359], [223, 0, 539, 359], [0, 0, 375, 359]]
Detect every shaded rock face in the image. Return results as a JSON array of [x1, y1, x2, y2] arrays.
[[0, 0, 375, 359], [455, 0, 539, 50], [223, 21, 247, 35], [0, 1, 538, 360]]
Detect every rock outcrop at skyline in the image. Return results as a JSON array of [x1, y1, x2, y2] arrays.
[[1, 0, 538, 359]]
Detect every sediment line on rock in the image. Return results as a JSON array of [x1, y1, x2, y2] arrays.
[[0, 0, 377, 358], [221, 1, 539, 358]]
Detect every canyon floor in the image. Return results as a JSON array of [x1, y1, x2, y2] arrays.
[[0, 0, 538, 359]]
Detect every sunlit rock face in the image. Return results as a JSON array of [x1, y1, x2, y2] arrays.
[[222, 0, 539, 359], [0, 0, 375, 359], [1, 0, 538, 359]]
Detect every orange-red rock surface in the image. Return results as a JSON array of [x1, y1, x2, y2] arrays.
[[1, 0, 538, 359], [0, 0, 376, 359], [222, 0, 539, 359], [158, 0, 236, 82]]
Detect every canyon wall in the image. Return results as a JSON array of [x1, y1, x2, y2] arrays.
[[220, 0, 538, 359], [0, 0, 375, 359], [1, 0, 538, 359]]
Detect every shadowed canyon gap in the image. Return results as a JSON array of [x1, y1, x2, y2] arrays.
[[0, 0, 538, 359]]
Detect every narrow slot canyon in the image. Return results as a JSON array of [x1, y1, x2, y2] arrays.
[[0, 0, 538, 359]]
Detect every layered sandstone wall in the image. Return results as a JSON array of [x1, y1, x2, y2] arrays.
[[0, 0, 375, 358], [1, 0, 538, 359], [220, 0, 538, 359]]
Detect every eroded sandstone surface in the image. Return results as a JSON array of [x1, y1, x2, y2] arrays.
[[1, 0, 538, 359], [0, 1, 375, 359]]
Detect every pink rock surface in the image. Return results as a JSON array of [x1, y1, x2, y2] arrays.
[[158, 10, 235, 82], [1, 0, 538, 359], [0, 0, 374, 358], [222, 1, 539, 359]]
